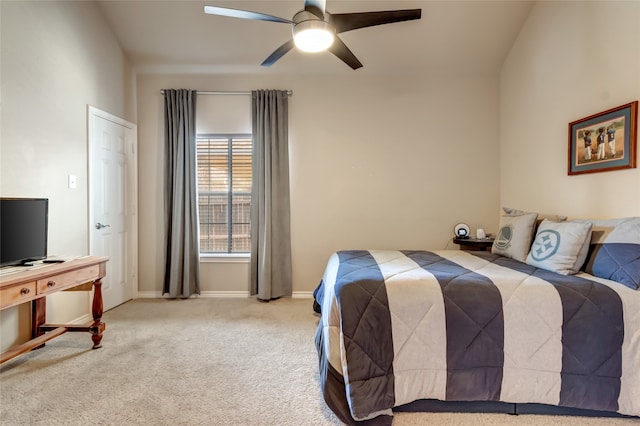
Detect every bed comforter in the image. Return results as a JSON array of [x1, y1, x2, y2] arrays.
[[314, 250, 640, 425]]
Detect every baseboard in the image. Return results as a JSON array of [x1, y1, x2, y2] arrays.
[[71, 313, 93, 324], [136, 291, 163, 298], [136, 291, 249, 298], [136, 291, 314, 299]]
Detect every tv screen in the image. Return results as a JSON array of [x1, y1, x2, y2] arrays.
[[0, 198, 49, 267]]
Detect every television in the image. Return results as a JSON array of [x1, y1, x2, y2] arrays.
[[0, 198, 49, 267]]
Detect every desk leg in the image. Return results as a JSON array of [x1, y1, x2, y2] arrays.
[[31, 297, 47, 349], [91, 279, 106, 349]]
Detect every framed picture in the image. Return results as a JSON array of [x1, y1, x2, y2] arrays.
[[568, 101, 637, 175]]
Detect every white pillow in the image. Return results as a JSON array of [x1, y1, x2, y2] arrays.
[[526, 219, 593, 275], [492, 212, 538, 262]]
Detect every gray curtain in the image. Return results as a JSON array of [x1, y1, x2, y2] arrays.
[[250, 90, 292, 300], [163, 89, 200, 298]]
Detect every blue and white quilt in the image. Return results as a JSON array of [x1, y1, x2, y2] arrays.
[[314, 250, 640, 425]]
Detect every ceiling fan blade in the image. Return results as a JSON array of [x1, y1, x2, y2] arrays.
[[328, 36, 363, 70], [304, 0, 326, 19], [261, 39, 296, 67], [330, 9, 422, 34], [204, 6, 292, 24]]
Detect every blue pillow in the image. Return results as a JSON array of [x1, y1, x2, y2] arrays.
[[574, 218, 640, 290]]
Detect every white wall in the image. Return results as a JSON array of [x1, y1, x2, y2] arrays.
[[137, 72, 501, 295], [5, 0, 635, 357], [4, 0, 636, 356], [500, 1, 640, 218], [0, 1, 134, 352]]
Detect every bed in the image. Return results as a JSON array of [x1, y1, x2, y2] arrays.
[[313, 215, 640, 425]]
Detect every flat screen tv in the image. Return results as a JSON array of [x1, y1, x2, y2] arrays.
[[0, 198, 49, 267]]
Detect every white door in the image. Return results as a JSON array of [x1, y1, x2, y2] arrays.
[[88, 106, 137, 311]]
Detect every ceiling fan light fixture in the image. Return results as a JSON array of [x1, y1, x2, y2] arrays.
[[293, 20, 334, 53], [204, 3, 422, 69]]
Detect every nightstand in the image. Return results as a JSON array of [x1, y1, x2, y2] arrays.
[[453, 237, 495, 252]]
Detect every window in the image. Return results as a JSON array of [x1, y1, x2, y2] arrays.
[[196, 134, 252, 253]]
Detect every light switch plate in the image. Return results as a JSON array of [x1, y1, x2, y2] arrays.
[[68, 174, 77, 189]]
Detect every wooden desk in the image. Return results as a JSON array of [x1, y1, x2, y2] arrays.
[[0, 256, 108, 364]]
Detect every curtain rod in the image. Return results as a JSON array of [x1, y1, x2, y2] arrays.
[[160, 90, 292, 96]]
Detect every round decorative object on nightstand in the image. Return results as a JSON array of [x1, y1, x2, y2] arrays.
[[454, 223, 471, 239]]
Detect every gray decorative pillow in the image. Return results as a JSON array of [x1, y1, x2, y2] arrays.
[[526, 219, 593, 275], [573, 217, 640, 290], [492, 212, 538, 262], [502, 207, 568, 225]]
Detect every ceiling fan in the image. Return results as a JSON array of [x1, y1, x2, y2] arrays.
[[204, 0, 422, 70]]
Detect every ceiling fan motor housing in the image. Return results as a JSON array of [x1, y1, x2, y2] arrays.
[[292, 10, 335, 52]]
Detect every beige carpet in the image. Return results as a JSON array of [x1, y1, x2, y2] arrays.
[[0, 298, 637, 426]]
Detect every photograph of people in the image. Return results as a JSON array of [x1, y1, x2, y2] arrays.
[[583, 129, 592, 161], [596, 126, 606, 160], [607, 125, 616, 158]]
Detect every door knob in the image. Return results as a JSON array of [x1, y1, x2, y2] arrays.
[[95, 222, 111, 230]]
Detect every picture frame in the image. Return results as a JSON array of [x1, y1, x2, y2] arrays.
[[568, 101, 637, 175]]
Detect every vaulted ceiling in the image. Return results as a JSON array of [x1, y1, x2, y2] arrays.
[[96, 0, 534, 75]]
